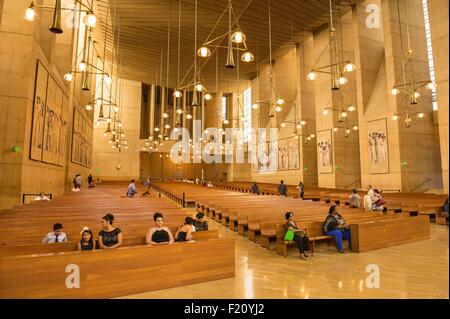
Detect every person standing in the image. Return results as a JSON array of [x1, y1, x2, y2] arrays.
[[278, 180, 287, 197], [87, 174, 95, 188], [297, 182, 305, 199]]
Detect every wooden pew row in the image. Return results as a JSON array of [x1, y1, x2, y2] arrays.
[[0, 230, 219, 257], [0, 238, 235, 298]]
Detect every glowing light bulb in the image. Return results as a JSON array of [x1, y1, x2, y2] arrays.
[[64, 72, 73, 82], [417, 112, 425, 118], [307, 72, 317, 80], [338, 76, 348, 85], [174, 90, 182, 98], [163, 113, 169, 118], [252, 103, 258, 110], [186, 114, 193, 120], [322, 109, 329, 115], [241, 52, 254, 62], [391, 88, 400, 95], [276, 98, 285, 105], [164, 124, 170, 129], [426, 82, 436, 90], [333, 127, 338, 132], [276, 106, 282, 112], [280, 123, 286, 128], [84, 13, 97, 27], [310, 134, 315, 138], [341, 111, 348, 118], [176, 109, 183, 114], [231, 31, 246, 43], [413, 91, 421, 99], [348, 105, 356, 112], [204, 93, 212, 101], [79, 62, 87, 71], [344, 63, 355, 72], [197, 46, 211, 57], [392, 114, 399, 120], [195, 83, 203, 92], [300, 120, 306, 126], [353, 126, 358, 131], [105, 75, 112, 85], [223, 119, 229, 125], [25, 6, 35, 21], [154, 127, 160, 132], [85, 104, 92, 111], [346, 129, 351, 134], [118, 122, 122, 128]]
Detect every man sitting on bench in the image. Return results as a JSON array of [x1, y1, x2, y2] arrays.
[[322, 205, 351, 253]]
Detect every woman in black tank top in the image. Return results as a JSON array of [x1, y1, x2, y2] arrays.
[[175, 217, 194, 242], [146, 212, 174, 245], [98, 213, 123, 249]]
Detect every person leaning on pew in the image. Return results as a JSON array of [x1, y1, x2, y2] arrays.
[[250, 182, 260, 194], [42, 223, 67, 243], [34, 192, 50, 201], [322, 205, 351, 253], [98, 213, 123, 249], [193, 212, 209, 231], [285, 212, 311, 259], [146, 212, 175, 245], [175, 217, 194, 242]]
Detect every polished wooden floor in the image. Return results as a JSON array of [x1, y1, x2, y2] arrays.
[[119, 202, 449, 299]]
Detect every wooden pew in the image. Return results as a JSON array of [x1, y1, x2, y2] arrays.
[[0, 238, 235, 298], [0, 230, 219, 257], [350, 216, 430, 252]]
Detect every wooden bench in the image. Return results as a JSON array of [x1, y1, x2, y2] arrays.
[[0, 238, 235, 298]]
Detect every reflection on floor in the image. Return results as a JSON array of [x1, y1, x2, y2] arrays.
[[119, 208, 449, 299]]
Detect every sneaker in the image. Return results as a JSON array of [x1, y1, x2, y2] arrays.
[[299, 254, 307, 260], [338, 249, 345, 254]]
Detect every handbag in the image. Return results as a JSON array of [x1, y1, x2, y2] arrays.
[[284, 229, 295, 241]]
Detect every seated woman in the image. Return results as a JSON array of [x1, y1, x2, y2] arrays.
[[175, 217, 194, 242], [193, 212, 208, 231], [77, 227, 95, 251], [146, 212, 175, 245], [371, 189, 385, 211], [284, 212, 311, 259], [98, 213, 123, 249], [323, 205, 351, 253]]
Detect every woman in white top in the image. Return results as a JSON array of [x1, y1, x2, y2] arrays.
[[34, 192, 50, 201]]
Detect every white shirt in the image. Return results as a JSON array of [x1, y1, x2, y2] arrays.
[[34, 196, 50, 201], [42, 232, 67, 243]]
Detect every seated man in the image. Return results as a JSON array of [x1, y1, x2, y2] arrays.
[[34, 192, 50, 201], [348, 189, 361, 208], [127, 179, 137, 198], [42, 223, 67, 243], [207, 181, 214, 187], [322, 205, 351, 253]]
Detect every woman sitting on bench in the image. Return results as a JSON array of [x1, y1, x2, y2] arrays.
[[285, 212, 311, 260], [323, 205, 351, 253], [175, 217, 194, 242], [98, 213, 123, 249], [146, 212, 174, 245]]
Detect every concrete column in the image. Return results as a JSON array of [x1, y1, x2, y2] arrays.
[[149, 84, 155, 137], [428, 0, 449, 193]]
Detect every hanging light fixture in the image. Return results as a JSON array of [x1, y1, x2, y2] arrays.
[[306, 0, 355, 91], [49, 0, 63, 34], [390, 0, 434, 105], [25, 3, 36, 21]]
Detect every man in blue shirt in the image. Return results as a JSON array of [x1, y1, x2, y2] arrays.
[[278, 180, 287, 197]]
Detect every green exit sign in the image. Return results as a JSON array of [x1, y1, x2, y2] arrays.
[[401, 160, 408, 167], [12, 145, 22, 153]]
